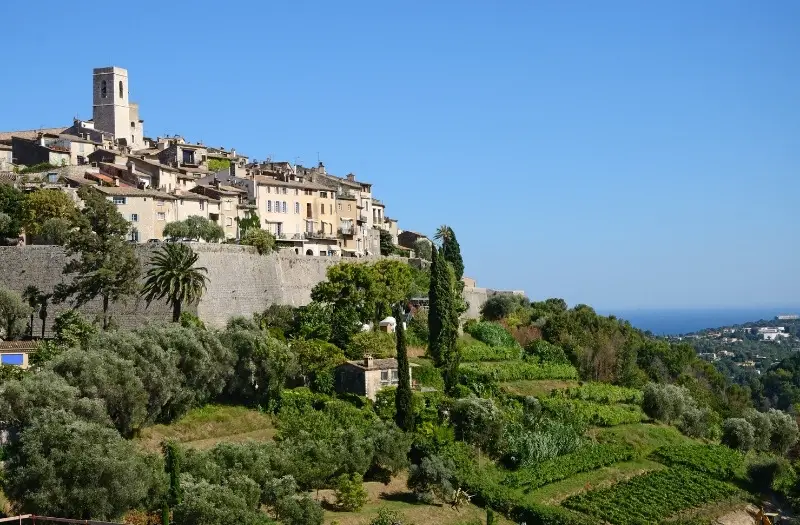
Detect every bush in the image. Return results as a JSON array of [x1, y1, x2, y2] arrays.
[[525, 340, 570, 365], [721, 418, 756, 452], [407, 453, 457, 503], [678, 406, 721, 440], [451, 397, 504, 452], [464, 321, 518, 348], [411, 360, 444, 390], [642, 382, 696, 423], [766, 409, 799, 455], [406, 309, 429, 347], [501, 417, 584, 468], [241, 228, 276, 255], [747, 457, 797, 498], [346, 331, 396, 359], [541, 398, 644, 427], [334, 473, 368, 511], [556, 382, 642, 404], [460, 361, 579, 384], [274, 495, 324, 525], [480, 295, 526, 321], [370, 508, 414, 525], [458, 337, 521, 362]]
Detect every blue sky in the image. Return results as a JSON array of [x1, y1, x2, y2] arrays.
[[1, 1, 798, 311]]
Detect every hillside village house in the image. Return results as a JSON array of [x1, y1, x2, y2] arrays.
[[335, 356, 415, 401], [0, 65, 418, 253]]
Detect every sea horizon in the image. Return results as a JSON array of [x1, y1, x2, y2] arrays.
[[599, 307, 800, 336]]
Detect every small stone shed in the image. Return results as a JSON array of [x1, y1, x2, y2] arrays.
[[334, 355, 415, 400]]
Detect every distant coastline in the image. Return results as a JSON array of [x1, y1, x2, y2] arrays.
[[602, 307, 800, 336]]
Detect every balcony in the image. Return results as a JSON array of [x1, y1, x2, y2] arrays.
[[304, 230, 336, 240], [357, 211, 368, 223]]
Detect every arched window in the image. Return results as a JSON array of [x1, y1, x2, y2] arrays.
[[101, 80, 107, 98], [119, 80, 124, 99]]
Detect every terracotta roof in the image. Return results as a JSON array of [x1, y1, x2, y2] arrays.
[[252, 175, 328, 191], [128, 156, 179, 173], [93, 186, 176, 199], [344, 358, 403, 371], [0, 340, 38, 351], [0, 127, 67, 141]]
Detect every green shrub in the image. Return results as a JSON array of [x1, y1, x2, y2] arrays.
[[334, 473, 368, 511], [540, 398, 644, 427], [460, 361, 578, 384], [524, 340, 570, 365], [721, 418, 755, 452], [369, 508, 413, 525], [678, 406, 721, 440], [458, 337, 520, 362], [464, 322, 518, 348], [412, 361, 444, 390], [747, 457, 797, 498], [555, 382, 642, 404], [651, 444, 744, 480], [346, 331, 396, 359], [642, 382, 696, 423]]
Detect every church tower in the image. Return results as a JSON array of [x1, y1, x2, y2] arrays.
[[92, 67, 143, 148]]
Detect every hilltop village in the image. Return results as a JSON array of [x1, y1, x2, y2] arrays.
[[0, 66, 430, 258]]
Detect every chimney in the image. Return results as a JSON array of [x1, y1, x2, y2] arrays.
[[346, 173, 355, 181], [363, 354, 374, 368]]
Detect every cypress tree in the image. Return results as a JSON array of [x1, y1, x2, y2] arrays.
[[428, 247, 451, 367], [439, 259, 461, 395], [394, 303, 414, 431], [162, 441, 182, 525], [441, 227, 464, 284]]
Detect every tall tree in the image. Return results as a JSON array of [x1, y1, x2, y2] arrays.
[[434, 225, 464, 283], [22, 285, 41, 338], [0, 185, 25, 242], [54, 186, 141, 329], [427, 248, 459, 393], [21, 189, 75, 241], [0, 286, 30, 340], [394, 304, 413, 432], [141, 243, 209, 322], [162, 440, 182, 525], [427, 248, 446, 367]]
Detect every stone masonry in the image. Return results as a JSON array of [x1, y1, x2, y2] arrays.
[[0, 245, 502, 335]]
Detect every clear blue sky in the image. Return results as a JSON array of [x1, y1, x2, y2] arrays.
[[2, 1, 798, 311]]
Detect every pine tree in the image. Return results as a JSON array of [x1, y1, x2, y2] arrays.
[[394, 303, 414, 431]]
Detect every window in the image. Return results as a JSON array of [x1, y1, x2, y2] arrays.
[[304, 189, 313, 196], [282, 201, 287, 213], [157, 212, 166, 221], [338, 203, 341, 211], [157, 199, 164, 207], [130, 213, 138, 222], [267, 186, 271, 194], [224, 200, 231, 211], [391, 370, 399, 383], [320, 204, 325, 215], [101, 80, 107, 98], [131, 121, 136, 128], [282, 187, 287, 195], [380, 370, 389, 384], [129, 228, 139, 242], [294, 189, 299, 195], [274, 200, 280, 212], [78, 143, 85, 153], [180, 199, 184, 206], [320, 191, 328, 198], [119, 80, 124, 99], [329, 204, 333, 215], [267, 201, 272, 212], [200, 200, 204, 211], [226, 217, 233, 226], [112, 196, 126, 205], [294, 202, 300, 214], [348, 204, 352, 211]]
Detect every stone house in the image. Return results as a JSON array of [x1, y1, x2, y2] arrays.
[[335, 356, 415, 401], [398, 230, 430, 251], [94, 186, 177, 242], [191, 181, 248, 239]]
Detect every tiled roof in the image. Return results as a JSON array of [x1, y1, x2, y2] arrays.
[[0, 340, 38, 351], [93, 186, 176, 199], [0, 127, 67, 141], [252, 175, 328, 191], [344, 358, 399, 371]]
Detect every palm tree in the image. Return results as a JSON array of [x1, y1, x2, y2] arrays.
[[37, 293, 51, 338], [434, 224, 452, 248], [141, 243, 209, 322]]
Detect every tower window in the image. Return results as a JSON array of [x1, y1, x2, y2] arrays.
[[119, 81, 124, 99], [101, 80, 107, 98]]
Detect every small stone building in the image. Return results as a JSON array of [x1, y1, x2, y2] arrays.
[[335, 356, 414, 400]]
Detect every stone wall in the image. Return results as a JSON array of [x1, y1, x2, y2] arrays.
[[0, 244, 511, 335]]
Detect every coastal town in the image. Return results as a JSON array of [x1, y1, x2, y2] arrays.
[[0, 66, 430, 258]]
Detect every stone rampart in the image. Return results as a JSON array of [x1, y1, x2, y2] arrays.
[[0, 245, 510, 334]]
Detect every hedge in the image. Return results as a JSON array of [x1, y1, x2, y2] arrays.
[[464, 322, 519, 348], [554, 382, 643, 405], [459, 340, 521, 362]]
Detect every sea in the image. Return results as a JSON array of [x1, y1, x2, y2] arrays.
[[600, 307, 800, 336]]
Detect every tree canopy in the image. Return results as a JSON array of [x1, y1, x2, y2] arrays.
[[163, 216, 225, 242], [141, 243, 209, 322]]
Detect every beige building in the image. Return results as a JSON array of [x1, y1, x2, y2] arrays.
[[334, 356, 415, 401], [95, 186, 177, 241], [191, 181, 248, 239]]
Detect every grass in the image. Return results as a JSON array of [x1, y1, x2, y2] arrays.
[[591, 422, 697, 456], [136, 404, 276, 452], [500, 379, 579, 397], [318, 473, 514, 525]]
